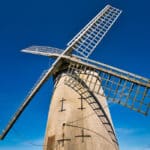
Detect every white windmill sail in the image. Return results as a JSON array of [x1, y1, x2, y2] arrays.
[[62, 55, 150, 116], [67, 5, 122, 58], [22, 46, 64, 58]]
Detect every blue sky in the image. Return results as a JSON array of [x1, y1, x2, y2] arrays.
[[0, 0, 150, 149]]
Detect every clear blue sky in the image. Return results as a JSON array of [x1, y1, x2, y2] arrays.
[[0, 0, 150, 150]]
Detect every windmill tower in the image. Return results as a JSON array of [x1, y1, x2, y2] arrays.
[[0, 4, 150, 150]]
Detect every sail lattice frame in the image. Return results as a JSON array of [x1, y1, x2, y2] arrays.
[[65, 61, 150, 116], [68, 5, 122, 58]]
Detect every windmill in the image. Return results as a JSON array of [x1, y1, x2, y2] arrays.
[[0, 4, 150, 150]]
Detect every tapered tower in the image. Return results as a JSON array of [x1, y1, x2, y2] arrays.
[[44, 70, 118, 150]]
